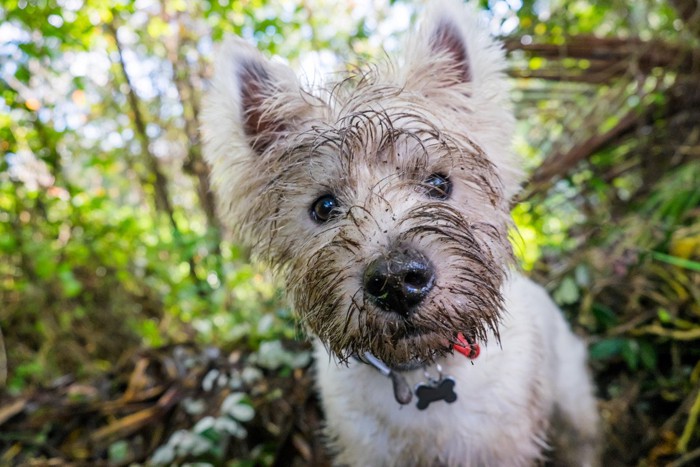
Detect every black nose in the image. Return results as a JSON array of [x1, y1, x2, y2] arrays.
[[363, 249, 435, 316]]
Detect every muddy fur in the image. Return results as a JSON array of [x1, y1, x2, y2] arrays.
[[202, 1, 600, 465]]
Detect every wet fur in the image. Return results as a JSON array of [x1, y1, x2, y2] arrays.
[[202, 1, 600, 465]]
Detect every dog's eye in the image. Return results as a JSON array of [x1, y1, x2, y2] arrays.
[[310, 194, 340, 223], [424, 173, 452, 199]]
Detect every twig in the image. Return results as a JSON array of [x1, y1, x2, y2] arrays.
[[524, 108, 644, 198], [668, 446, 700, 467], [105, 19, 175, 222], [505, 36, 700, 76], [632, 325, 700, 341], [678, 382, 700, 452], [159, 4, 221, 235], [0, 325, 6, 388]]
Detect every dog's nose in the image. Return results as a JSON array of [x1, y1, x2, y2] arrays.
[[363, 249, 435, 316]]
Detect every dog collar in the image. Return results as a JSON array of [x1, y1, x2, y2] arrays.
[[355, 333, 480, 410], [453, 332, 481, 359]]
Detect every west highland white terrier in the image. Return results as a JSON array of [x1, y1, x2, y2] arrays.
[[202, 1, 600, 465]]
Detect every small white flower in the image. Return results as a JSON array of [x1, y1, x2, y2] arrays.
[[201, 369, 219, 392], [222, 393, 255, 422], [150, 444, 175, 465], [193, 416, 216, 434]]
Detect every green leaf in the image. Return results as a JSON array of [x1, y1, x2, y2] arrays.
[[650, 251, 700, 272], [592, 304, 618, 329], [108, 440, 129, 462], [589, 337, 626, 361], [638, 341, 657, 370], [58, 267, 83, 297], [553, 276, 580, 305], [621, 339, 639, 371]]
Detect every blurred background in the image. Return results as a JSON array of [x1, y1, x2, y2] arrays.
[[1, 0, 699, 465]]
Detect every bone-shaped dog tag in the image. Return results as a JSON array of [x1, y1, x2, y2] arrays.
[[415, 376, 457, 410]]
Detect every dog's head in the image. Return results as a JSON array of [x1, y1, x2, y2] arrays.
[[202, 0, 522, 367]]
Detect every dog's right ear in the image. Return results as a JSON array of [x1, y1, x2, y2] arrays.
[[202, 37, 310, 158], [236, 56, 288, 155]]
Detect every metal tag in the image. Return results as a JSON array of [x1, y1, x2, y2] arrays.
[[415, 376, 457, 410]]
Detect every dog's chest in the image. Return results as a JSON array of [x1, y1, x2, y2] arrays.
[[314, 295, 552, 466]]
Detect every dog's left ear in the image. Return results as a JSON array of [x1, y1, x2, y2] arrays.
[[428, 16, 472, 84], [405, 0, 507, 93]]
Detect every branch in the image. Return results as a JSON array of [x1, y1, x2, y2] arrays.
[[509, 34, 700, 197], [523, 108, 645, 198], [160, 7, 220, 235], [508, 54, 632, 83], [105, 20, 175, 223], [505, 36, 700, 81], [0, 325, 6, 388]]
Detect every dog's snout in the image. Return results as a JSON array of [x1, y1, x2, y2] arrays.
[[363, 249, 435, 316]]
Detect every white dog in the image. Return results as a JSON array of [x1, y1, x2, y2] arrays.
[[202, 1, 600, 465]]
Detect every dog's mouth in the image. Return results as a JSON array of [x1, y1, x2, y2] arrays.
[[363, 330, 480, 372], [392, 321, 428, 340], [386, 358, 426, 372], [363, 320, 472, 368]]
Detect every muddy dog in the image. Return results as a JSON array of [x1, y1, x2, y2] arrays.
[[202, 1, 600, 465]]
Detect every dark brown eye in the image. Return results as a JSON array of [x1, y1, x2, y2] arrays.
[[424, 173, 451, 199], [310, 194, 340, 223]]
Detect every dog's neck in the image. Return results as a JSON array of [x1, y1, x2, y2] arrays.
[[354, 336, 480, 409]]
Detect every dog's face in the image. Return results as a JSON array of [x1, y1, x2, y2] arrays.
[[203, 2, 522, 367]]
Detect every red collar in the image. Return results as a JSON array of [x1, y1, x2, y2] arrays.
[[453, 332, 480, 359]]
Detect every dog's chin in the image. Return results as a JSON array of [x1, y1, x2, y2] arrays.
[[385, 358, 427, 372], [366, 331, 454, 371]]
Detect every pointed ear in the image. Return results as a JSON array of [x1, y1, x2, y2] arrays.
[[202, 37, 311, 158], [429, 17, 472, 84], [404, 1, 506, 91], [236, 57, 289, 154]]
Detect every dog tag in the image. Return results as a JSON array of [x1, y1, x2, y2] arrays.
[[415, 377, 457, 410]]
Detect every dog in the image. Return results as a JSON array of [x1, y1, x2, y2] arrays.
[[202, 1, 600, 465]]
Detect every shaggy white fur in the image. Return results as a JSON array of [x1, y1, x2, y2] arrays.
[[202, 1, 600, 465]]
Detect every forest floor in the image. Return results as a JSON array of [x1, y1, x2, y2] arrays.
[[0, 335, 690, 467]]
